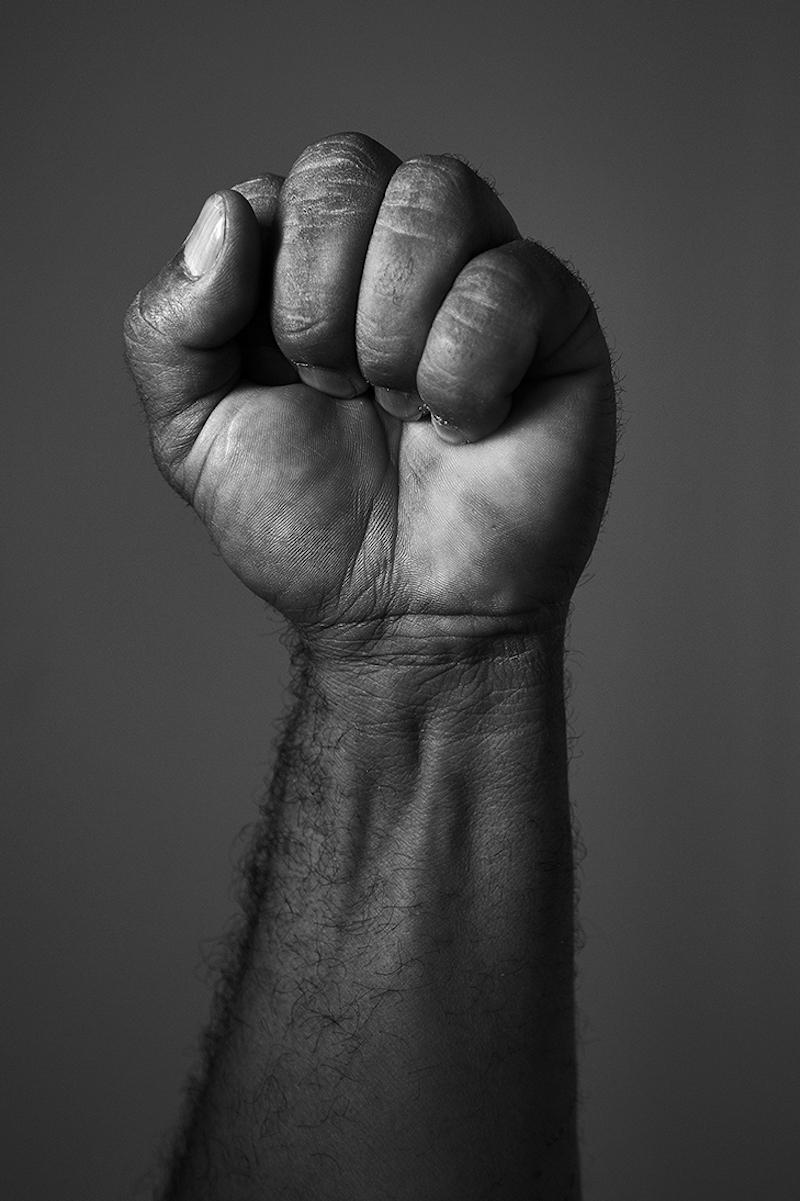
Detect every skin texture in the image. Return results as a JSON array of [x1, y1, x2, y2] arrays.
[[124, 131, 616, 1199], [125, 131, 615, 636]]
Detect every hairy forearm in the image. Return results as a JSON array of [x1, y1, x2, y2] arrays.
[[166, 618, 580, 1201]]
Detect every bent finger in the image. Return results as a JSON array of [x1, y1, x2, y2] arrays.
[[416, 239, 603, 444], [232, 173, 300, 386], [271, 132, 401, 397], [355, 154, 519, 391]]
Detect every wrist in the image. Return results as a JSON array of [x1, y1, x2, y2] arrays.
[[297, 609, 565, 710], [295, 606, 567, 689], [288, 612, 568, 802]]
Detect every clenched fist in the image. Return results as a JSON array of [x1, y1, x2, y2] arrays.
[[124, 132, 615, 637]]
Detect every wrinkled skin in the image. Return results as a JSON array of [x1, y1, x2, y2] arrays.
[[125, 132, 616, 636]]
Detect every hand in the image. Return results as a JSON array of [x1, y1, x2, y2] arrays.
[[124, 132, 616, 638]]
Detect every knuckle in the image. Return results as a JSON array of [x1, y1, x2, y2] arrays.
[[123, 288, 153, 340], [520, 239, 588, 304], [122, 289, 162, 374], [427, 252, 528, 357], [122, 292, 144, 355], [386, 153, 499, 234], [384, 155, 469, 224], [287, 131, 390, 190], [401, 152, 477, 202], [376, 153, 515, 249], [127, 271, 180, 343], [512, 240, 606, 368], [232, 172, 283, 210], [455, 254, 523, 317]]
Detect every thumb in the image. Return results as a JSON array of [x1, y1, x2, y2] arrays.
[[123, 188, 261, 488]]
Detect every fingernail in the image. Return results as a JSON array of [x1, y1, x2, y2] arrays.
[[431, 413, 469, 444], [374, 387, 425, 420], [183, 194, 225, 279], [295, 364, 369, 398]]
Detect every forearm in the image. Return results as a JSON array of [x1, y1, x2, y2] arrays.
[[167, 618, 580, 1200]]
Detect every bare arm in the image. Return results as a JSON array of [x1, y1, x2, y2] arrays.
[[124, 132, 615, 1200], [165, 622, 576, 1198]]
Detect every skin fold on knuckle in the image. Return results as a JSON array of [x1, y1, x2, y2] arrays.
[[373, 153, 513, 250], [289, 130, 397, 184], [356, 153, 518, 387], [122, 289, 171, 388], [127, 263, 188, 348], [273, 134, 399, 365], [123, 289, 156, 346], [417, 255, 530, 419]]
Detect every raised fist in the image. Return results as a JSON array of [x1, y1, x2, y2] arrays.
[[124, 132, 615, 638]]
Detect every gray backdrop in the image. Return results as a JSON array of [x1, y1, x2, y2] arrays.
[[3, 1, 798, 1197]]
